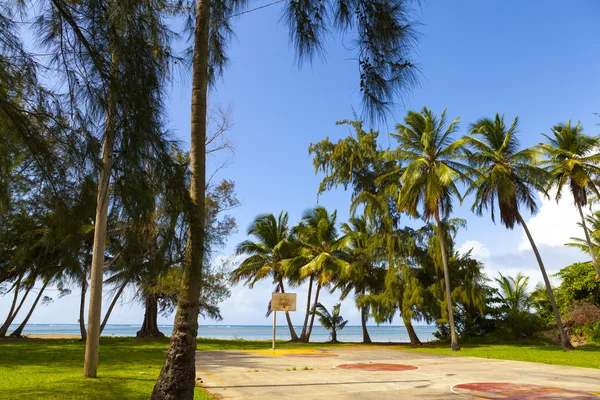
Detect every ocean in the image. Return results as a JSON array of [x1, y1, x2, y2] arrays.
[[11, 323, 438, 342]]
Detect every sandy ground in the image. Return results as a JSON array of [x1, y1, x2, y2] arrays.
[[195, 348, 600, 399], [23, 334, 82, 339]]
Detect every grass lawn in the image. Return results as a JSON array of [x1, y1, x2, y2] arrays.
[[401, 341, 600, 369], [1, 337, 598, 399], [0, 337, 213, 400]]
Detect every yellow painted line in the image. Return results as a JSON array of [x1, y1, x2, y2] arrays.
[[196, 366, 231, 390], [241, 348, 335, 357]]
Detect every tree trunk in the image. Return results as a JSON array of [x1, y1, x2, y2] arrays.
[[299, 275, 313, 341], [434, 214, 460, 351], [84, 56, 118, 378], [0, 280, 32, 337], [137, 294, 165, 338], [1, 274, 22, 333], [577, 203, 600, 276], [79, 263, 88, 342], [360, 291, 371, 343], [100, 280, 128, 334], [331, 328, 337, 343], [402, 314, 422, 346], [11, 280, 49, 337], [151, 1, 209, 398], [517, 212, 573, 351], [278, 278, 298, 341], [305, 282, 322, 342]]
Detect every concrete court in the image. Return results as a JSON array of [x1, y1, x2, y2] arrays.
[[195, 347, 600, 400]]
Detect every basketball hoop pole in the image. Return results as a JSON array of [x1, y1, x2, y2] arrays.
[[272, 311, 276, 350]]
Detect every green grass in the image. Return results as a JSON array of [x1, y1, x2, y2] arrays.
[[402, 341, 600, 369], [1, 337, 598, 400], [0, 337, 212, 400]]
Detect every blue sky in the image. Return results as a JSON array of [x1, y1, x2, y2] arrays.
[[4, 0, 600, 328]]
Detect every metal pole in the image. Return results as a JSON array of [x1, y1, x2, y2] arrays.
[[272, 311, 277, 350]]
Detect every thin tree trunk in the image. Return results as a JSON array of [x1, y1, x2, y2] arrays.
[[517, 212, 573, 351], [1, 274, 22, 331], [306, 282, 322, 342], [278, 278, 299, 341], [100, 280, 128, 334], [434, 214, 460, 351], [11, 280, 49, 337], [331, 328, 337, 343], [137, 294, 165, 338], [151, 1, 209, 398], [84, 57, 118, 378], [299, 276, 313, 341], [402, 314, 422, 346], [79, 263, 89, 342], [360, 290, 371, 343], [577, 203, 600, 276], [0, 280, 33, 337]]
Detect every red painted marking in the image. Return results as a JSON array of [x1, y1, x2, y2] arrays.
[[453, 382, 598, 399], [335, 363, 418, 372], [286, 353, 339, 358]]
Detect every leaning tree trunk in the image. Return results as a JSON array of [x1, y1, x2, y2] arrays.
[[151, 2, 209, 399], [577, 203, 600, 277], [11, 280, 49, 337], [1, 274, 22, 334], [517, 212, 573, 351], [360, 290, 372, 343], [299, 275, 314, 341], [434, 214, 460, 351], [278, 278, 299, 341], [0, 281, 32, 337], [305, 282, 322, 342], [402, 314, 422, 346], [137, 294, 165, 338], [79, 262, 89, 342], [84, 58, 118, 377], [100, 280, 128, 334]]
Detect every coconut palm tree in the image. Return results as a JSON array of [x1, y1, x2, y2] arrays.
[[494, 273, 531, 313], [312, 303, 348, 343], [385, 107, 471, 351], [465, 113, 573, 350], [286, 206, 350, 342], [568, 211, 600, 257], [538, 121, 600, 277], [339, 215, 386, 343], [231, 212, 300, 341]]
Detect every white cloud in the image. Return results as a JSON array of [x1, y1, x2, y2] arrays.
[[458, 240, 490, 259], [518, 189, 584, 251]]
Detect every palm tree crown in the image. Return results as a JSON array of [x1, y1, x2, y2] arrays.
[[231, 212, 293, 288], [388, 107, 471, 220], [538, 120, 600, 207], [465, 114, 547, 229]]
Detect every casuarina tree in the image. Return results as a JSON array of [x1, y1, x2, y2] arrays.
[[153, 1, 421, 398]]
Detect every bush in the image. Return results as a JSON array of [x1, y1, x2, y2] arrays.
[[590, 322, 600, 343], [493, 311, 546, 340]]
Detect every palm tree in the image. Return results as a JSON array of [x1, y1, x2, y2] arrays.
[[339, 215, 386, 343], [568, 211, 600, 257], [312, 303, 348, 343], [494, 273, 530, 313], [385, 107, 471, 351], [287, 206, 350, 342], [465, 113, 573, 350], [231, 212, 299, 341], [538, 121, 600, 277]]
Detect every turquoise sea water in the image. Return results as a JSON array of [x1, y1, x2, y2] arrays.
[[13, 324, 438, 343]]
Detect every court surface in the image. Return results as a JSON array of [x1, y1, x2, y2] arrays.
[[195, 347, 600, 399]]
